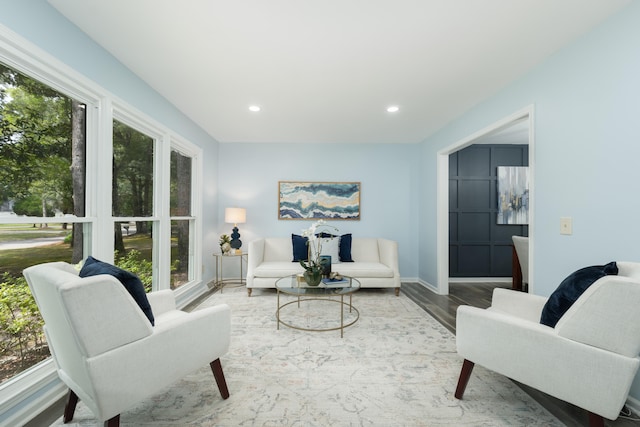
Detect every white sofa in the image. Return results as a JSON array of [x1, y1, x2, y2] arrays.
[[246, 237, 400, 296]]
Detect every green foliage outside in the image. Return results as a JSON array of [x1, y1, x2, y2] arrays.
[[1, 63, 74, 217], [115, 249, 153, 293], [0, 273, 46, 381]]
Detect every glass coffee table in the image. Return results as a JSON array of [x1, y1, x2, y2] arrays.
[[275, 274, 361, 338]]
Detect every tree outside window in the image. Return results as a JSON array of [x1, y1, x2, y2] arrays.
[[0, 63, 85, 382]]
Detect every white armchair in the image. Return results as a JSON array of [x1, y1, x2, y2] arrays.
[[23, 262, 231, 427], [455, 262, 640, 427]]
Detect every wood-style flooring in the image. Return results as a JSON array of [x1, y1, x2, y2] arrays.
[[401, 282, 640, 427]]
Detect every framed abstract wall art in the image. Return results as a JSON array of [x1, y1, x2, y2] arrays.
[[278, 181, 361, 220], [497, 166, 529, 225]]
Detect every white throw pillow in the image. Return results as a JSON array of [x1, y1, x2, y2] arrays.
[[316, 237, 341, 264]]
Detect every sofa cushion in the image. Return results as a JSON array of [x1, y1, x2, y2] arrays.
[[540, 261, 618, 328], [350, 238, 381, 263], [79, 256, 155, 325], [334, 262, 394, 278], [291, 234, 308, 262], [254, 262, 305, 278], [264, 238, 292, 262]]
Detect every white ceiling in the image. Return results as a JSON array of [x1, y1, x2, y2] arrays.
[[49, 0, 629, 144]]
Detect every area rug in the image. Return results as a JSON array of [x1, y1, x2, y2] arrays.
[[51, 287, 562, 426]]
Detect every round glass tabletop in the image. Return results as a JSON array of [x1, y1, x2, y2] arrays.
[[275, 274, 361, 297]]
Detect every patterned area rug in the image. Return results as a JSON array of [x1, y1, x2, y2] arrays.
[[52, 286, 562, 426]]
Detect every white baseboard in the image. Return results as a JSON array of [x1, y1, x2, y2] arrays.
[[416, 279, 438, 293]]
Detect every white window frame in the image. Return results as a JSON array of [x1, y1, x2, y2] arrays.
[[169, 137, 203, 294]]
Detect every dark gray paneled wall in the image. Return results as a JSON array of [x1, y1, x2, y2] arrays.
[[449, 144, 528, 277]]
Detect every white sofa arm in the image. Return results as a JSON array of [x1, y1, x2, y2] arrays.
[[378, 238, 399, 272], [247, 239, 265, 271], [246, 239, 265, 287]]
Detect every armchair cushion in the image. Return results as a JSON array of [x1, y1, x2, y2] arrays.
[[540, 261, 617, 328], [79, 256, 154, 325]]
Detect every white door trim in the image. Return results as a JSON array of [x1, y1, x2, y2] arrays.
[[436, 105, 535, 295]]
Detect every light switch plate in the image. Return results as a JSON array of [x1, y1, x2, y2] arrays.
[[560, 217, 572, 235]]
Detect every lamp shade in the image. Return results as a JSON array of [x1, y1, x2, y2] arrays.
[[225, 207, 246, 224]]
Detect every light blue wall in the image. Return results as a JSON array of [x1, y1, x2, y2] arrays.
[[419, 1, 640, 398], [0, 1, 221, 281], [218, 143, 420, 278]]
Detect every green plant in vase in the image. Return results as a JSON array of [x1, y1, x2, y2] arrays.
[[299, 219, 338, 286]]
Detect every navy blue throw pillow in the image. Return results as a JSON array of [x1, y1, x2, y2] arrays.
[[540, 261, 617, 328], [339, 233, 354, 262], [79, 256, 155, 326], [291, 234, 308, 262]]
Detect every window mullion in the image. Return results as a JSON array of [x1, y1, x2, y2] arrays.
[[92, 98, 115, 263], [156, 133, 172, 291]]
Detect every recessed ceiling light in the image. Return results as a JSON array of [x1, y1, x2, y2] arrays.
[[386, 105, 399, 113], [249, 105, 261, 112]]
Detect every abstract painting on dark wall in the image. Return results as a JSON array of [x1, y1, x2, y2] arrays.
[[497, 166, 529, 225], [278, 181, 361, 220]]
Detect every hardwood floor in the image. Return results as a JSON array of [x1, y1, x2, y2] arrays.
[[401, 282, 640, 427]]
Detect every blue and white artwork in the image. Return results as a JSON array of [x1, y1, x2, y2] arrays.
[[279, 181, 361, 220], [497, 166, 529, 225]]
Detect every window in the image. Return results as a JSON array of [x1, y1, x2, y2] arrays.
[[0, 29, 203, 416], [0, 68, 204, 383], [0, 63, 87, 383], [170, 148, 194, 288], [112, 119, 155, 290]]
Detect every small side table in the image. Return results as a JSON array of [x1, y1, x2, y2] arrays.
[[213, 252, 248, 291]]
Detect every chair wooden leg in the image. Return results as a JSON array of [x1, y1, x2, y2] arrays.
[[104, 414, 120, 427], [512, 245, 523, 291], [210, 358, 230, 399], [588, 412, 604, 427], [63, 389, 79, 423], [454, 359, 475, 399]]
